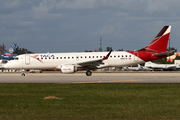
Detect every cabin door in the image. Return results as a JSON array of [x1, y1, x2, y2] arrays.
[[25, 55, 30, 65]]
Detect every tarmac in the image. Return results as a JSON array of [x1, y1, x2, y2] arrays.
[[0, 71, 180, 83]]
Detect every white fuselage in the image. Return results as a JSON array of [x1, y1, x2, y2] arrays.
[[4, 51, 145, 70]]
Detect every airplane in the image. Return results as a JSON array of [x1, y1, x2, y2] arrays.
[[123, 64, 142, 71], [3, 26, 174, 76], [145, 61, 178, 71], [0, 43, 17, 62], [123, 64, 153, 71]]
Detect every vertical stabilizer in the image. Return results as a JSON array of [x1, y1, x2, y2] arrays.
[[4, 43, 17, 56], [138, 26, 171, 52]]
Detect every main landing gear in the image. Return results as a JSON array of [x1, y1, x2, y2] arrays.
[[86, 70, 92, 76]]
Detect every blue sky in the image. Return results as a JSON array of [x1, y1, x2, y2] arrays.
[[1, 0, 180, 53]]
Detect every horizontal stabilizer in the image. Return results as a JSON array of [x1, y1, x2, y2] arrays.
[[153, 50, 175, 57]]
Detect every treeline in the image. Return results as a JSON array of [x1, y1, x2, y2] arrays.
[[0, 44, 6, 54], [152, 56, 180, 64], [14, 46, 34, 55]]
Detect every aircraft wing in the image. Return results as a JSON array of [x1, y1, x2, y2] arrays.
[[76, 50, 112, 69]]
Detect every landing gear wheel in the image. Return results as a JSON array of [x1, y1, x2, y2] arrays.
[[86, 70, 92, 76]]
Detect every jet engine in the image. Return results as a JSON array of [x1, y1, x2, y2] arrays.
[[60, 65, 77, 74]]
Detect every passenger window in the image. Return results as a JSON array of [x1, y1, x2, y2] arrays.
[[122, 55, 124, 57], [56, 57, 58, 59], [129, 55, 131, 57]]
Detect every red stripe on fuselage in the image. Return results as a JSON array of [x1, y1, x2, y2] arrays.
[[31, 55, 43, 63]]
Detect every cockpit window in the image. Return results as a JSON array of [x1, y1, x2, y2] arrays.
[[14, 57, 19, 60]]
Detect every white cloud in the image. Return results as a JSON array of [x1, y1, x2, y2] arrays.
[[55, 0, 98, 9], [146, 0, 180, 13], [35, 0, 56, 12], [32, 0, 63, 19], [55, 0, 136, 10], [18, 21, 34, 26], [4, 0, 20, 8]]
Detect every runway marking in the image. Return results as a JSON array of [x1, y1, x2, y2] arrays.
[[72, 80, 142, 84]]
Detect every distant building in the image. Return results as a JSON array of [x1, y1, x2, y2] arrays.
[[175, 60, 180, 65], [167, 52, 180, 62]]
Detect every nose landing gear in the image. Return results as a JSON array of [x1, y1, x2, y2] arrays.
[[21, 69, 25, 76]]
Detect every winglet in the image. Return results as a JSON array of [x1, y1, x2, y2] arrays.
[[103, 50, 112, 60]]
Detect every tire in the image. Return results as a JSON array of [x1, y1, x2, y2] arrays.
[[86, 70, 92, 76]]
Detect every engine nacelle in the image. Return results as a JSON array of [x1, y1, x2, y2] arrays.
[[61, 65, 77, 74]]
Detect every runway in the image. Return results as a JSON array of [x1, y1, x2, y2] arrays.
[[0, 72, 180, 83]]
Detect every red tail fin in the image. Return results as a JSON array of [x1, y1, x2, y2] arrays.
[[138, 26, 171, 52]]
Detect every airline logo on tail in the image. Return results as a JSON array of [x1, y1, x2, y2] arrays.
[[4, 43, 17, 56], [145, 26, 171, 52], [128, 26, 173, 61], [1, 43, 17, 61]]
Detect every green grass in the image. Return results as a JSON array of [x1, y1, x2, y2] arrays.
[[0, 84, 180, 120]]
